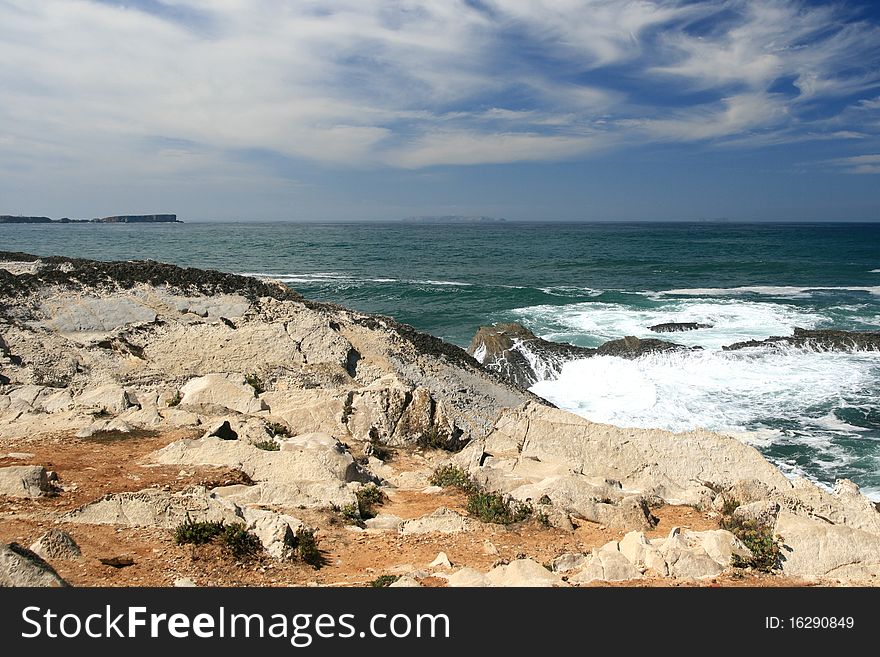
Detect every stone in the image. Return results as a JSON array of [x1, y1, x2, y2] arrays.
[[775, 512, 880, 579], [648, 322, 713, 333], [29, 529, 81, 561], [62, 486, 243, 529], [363, 514, 403, 531], [400, 508, 470, 535], [179, 373, 267, 415], [428, 552, 453, 569], [388, 576, 422, 587], [0, 543, 68, 587], [482, 540, 498, 556], [75, 385, 134, 414], [204, 420, 238, 441], [443, 568, 489, 587], [569, 543, 642, 584], [241, 507, 304, 559], [595, 335, 686, 358], [485, 559, 563, 587], [174, 577, 197, 587], [551, 552, 589, 573], [733, 500, 780, 528], [0, 465, 52, 498]]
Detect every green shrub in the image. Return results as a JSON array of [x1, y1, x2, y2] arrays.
[[337, 503, 363, 525], [370, 575, 400, 588], [288, 528, 323, 568], [466, 491, 531, 525], [173, 519, 262, 561], [265, 421, 290, 438], [253, 439, 280, 451], [355, 484, 385, 520], [721, 516, 782, 572], [167, 391, 182, 407], [245, 373, 265, 394], [721, 497, 741, 516], [220, 524, 263, 560], [174, 519, 225, 545], [429, 465, 478, 493], [417, 425, 465, 452]]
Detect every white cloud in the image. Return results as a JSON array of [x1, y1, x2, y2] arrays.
[[0, 0, 879, 183]]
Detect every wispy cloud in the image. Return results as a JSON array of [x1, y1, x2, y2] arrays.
[[826, 153, 880, 174], [1, 0, 879, 182]]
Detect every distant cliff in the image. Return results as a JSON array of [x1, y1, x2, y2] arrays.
[[1, 214, 181, 224], [402, 215, 506, 224]]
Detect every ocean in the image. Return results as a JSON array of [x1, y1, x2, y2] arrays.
[[3, 221, 879, 499]]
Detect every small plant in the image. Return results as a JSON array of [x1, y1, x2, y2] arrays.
[[253, 439, 280, 451], [338, 503, 363, 525], [721, 497, 741, 516], [265, 421, 290, 438], [220, 523, 263, 560], [370, 574, 400, 588], [174, 519, 226, 545], [466, 491, 532, 525], [429, 465, 478, 493], [245, 373, 265, 395], [173, 519, 262, 561], [417, 425, 464, 452], [538, 494, 552, 506], [536, 509, 551, 527], [167, 391, 182, 407], [721, 516, 783, 572], [288, 528, 323, 568], [355, 484, 385, 520]]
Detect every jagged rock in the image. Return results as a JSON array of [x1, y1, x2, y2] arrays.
[[0, 543, 68, 587], [618, 531, 666, 573], [723, 327, 880, 352], [551, 552, 589, 573], [74, 384, 135, 414], [595, 335, 687, 358], [62, 486, 243, 528], [29, 529, 81, 560], [399, 508, 470, 535], [648, 322, 713, 333], [485, 558, 564, 587], [775, 512, 880, 580], [180, 374, 267, 415], [240, 507, 304, 559], [0, 465, 53, 498], [428, 552, 453, 569], [468, 322, 595, 388], [733, 500, 780, 528], [659, 527, 751, 579], [569, 543, 643, 584]]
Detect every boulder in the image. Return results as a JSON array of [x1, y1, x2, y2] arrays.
[[485, 559, 563, 587], [240, 507, 304, 560], [62, 486, 243, 529], [388, 576, 422, 587], [399, 508, 470, 535], [551, 552, 589, 574], [179, 374, 267, 415], [0, 543, 68, 587], [0, 465, 53, 498], [733, 500, 780, 528], [74, 384, 135, 414], [364, 514, 404, 532], [428, 552, 453, 569], [29, 529, 81, 561], [569, 543, 643, 584], [442, 568, 489, 587], [775, 512, 880, 580]]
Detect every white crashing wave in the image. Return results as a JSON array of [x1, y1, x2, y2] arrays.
[[512, 297, 826, 350], [659, 285, 880, 297]]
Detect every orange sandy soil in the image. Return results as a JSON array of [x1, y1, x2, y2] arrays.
[[0, 430, 811, 587]]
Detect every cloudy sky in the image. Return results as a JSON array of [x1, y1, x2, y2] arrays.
[[1, 0, 880, 221]]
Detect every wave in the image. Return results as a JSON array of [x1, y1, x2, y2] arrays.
[[871, 269, 880, 273], [512, 297, 826, 350], [659, 285, 880, 297], [240, 272, 472, 287]]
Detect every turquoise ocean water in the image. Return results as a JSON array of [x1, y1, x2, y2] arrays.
[[3, 221, 879, 498]]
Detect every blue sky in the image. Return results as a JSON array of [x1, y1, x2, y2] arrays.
[[1, 0, 880, 221]]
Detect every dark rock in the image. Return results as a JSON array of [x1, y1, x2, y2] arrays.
[[595, 335, 688, 358], [468, 323, 595, 389], [648, 322, 713, 333], [99, 556, 134, 568], [723, 327, 880, 352], [207, 420, 238, 441]]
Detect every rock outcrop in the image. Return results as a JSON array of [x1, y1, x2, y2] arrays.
[[648, 322, 713, 333], [468, 323, 595, 388], [0, 465, 54, 498], [724, 327, 880, 352]]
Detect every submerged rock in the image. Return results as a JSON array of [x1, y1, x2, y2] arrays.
[[595, 335, 689, 358], [648, 322, 713, 333]]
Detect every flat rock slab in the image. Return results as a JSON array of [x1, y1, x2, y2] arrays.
[[41, 296, 157, 333]]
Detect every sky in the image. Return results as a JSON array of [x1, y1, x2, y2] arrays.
[[1, 0, 880, 222]]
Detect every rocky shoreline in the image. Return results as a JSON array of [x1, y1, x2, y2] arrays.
[[2, 252, 880, 587]]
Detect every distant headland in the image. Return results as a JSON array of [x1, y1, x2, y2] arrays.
[[401, 215, 506, 224], [0, 214, 181, 224]]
